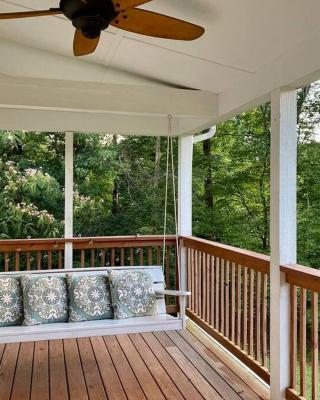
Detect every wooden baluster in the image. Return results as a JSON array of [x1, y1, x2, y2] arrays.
[[300, 288, 307, 397], [187, 248, 191, 308], [130, 248, 134, 266], [290, 285, 297, 390], [198, 251, 202, 318], [220, 259, 225, 334], [201, 253, 206, 320], [100, 249, 106, 267], [206, 253, 210, 323], [236, 264, 242, 347], [80, 250, 85, 268], [311, 291, 318, 400], [15, 252, 20, 271], [58, 250, 62, 269], [249, 268, 255, 356], [225, 260, 230, 339], [157, 247, 161, 265], [191, 249, 195, 312], [210, 256, 215, 327], [147, 248, 152, 266], [201, 252, 206, 320], [255, 271, 261, 362], [215, 257, 220, 329], [175, 246, 179, 291], [119, 248, 124, 266], [262, 274, 268, 368], [4, 252, 9, 272], [26, 252, 31, 271], [195, 250, 199, 316], [231, 262, 236, 342], [36, 251, 41, 270], [90, 249, 95, 268], [139, 248, 144, 266], [165, 247, 170, 288], [111, 249, 115, 267], [48, 251, 52, 269], [242, 266, 248, 350]]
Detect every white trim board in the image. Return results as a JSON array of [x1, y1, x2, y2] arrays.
[[0, 74, 218, 136], [0, 315, 182, 344]]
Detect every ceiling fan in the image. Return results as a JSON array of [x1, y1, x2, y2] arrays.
[[0, 0, 205, 56]]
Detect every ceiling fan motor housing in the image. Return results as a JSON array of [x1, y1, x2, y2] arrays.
[[60, 0, 117, 38]]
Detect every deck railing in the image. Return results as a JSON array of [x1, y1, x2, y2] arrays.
[[182, 236, 320, 399], [281, 264, 319, 400], [1, 234, 319, 397], [182, 236, 271, 383], [0, 235, 179, 313]]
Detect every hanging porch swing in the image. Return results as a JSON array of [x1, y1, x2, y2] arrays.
[[0, 116, 190, 344]]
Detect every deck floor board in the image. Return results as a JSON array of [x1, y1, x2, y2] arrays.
[[0, 325, 269, 400]]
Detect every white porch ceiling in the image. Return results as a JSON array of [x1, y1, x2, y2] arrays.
[[0, 0, 320, 135]]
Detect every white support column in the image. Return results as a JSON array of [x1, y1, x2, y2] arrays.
[[178, 135, 193, 293], [64, 132, 74, 269], [270, 88, 297, 399]]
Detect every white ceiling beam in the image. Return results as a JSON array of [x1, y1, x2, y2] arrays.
[[0, 75, 217, 119], [0, 107, 211, 136], [0, 75, 217, 135]]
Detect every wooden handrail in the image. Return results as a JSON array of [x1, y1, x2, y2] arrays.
[[281, 263, 320, 292], [182, 236, 270, 274], [0, 235, 177, 252]]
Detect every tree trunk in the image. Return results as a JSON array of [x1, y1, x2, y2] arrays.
[[203, 138, 213, 207], [111, 135, 119, 215], [154, 136, 161, 187]]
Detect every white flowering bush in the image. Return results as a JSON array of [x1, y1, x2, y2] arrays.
[[0, 156, 63, 239]]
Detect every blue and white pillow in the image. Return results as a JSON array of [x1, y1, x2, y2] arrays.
[[67, 274, 113, 322], [21, 275, 68, 325], [0, 276, 23, 327], [108, 269, 157, 319]]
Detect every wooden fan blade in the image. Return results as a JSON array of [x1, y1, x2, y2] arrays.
[[0, 8, 62, 20], [73, 29, 100, 56], [110, 8, 204, 40], [111, 0, 151, 12]]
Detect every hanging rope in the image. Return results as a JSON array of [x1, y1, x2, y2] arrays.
[[162, 115, 180, 289]]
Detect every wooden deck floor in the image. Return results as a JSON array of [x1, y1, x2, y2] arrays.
[[0, 322, 269, 400]]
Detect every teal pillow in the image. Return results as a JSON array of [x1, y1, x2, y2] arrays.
[[0, 276, 23, 327], [108, 269, 157, 319], [67, 274, 113, 322], [21, 275, 68, 325]]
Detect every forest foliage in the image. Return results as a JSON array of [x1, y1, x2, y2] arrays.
[[0, 83, 319, 268]]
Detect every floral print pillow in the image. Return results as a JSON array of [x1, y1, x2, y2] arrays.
[[108, 269, 158, 319], [0, 277, 23, 327], [67, 274, 113, 322], [21, 275, 68, 325]]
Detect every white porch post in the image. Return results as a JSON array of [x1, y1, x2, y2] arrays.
[[64, 131, 74, 268], [178, 135, 193, 295], [270, 89, 297, 399]]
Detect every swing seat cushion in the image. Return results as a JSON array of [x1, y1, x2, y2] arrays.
[[21, 275, 68, 326], [0, 276, 23, 327], [67, 274, 113, 322], [109, 269, 158, 319]]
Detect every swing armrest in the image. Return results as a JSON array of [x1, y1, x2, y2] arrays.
[[155, 290, 191, 297], [156, 290, 190, 328]]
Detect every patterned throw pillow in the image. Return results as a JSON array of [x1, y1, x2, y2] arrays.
[[21, 275, 68, 325], [108, 269, 158, 319], [0, 277, 23, 327], [67, 274, 113, 322]]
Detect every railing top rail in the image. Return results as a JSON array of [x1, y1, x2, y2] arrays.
[[0, 235, 177, 252], [281, 263, 320, 292], [181, 236, 270, 274]]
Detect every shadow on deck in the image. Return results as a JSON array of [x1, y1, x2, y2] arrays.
[[0, 321, 269, 400]]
